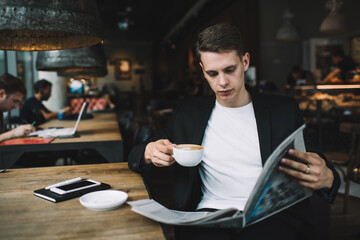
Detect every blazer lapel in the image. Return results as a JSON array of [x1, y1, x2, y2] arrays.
[[251, 92, 272, 165], [192, 95, 216, 145]]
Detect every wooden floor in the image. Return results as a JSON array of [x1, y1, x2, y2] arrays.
[[330, 194, 360, 240]]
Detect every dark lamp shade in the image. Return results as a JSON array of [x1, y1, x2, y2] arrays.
[[0, 0, 103, 51], [57, 68, 108, 78], [276, 24, 300, 41], [320, 12, 347, 34], [36, 43, 107, 72]]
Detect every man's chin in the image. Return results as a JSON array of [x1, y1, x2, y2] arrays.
[[216, 96, 235, 105], [218, 95, 233, 101]]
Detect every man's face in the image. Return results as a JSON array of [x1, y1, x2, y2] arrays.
[[331, 55, 343, 65], [292, 72, 302, 80], [0, 92, 24, 112], [200, 50, 250, 107], [41, 85, 52, 101]]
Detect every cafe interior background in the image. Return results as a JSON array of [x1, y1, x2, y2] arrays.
[[1, 0, 360, 239]]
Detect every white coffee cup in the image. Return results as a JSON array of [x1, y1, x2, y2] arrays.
[[172, 144, 204, 167]]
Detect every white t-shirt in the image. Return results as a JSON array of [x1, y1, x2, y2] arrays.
[[197, 101, 262, 211]]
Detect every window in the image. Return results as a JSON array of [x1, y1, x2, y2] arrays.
[[0, 50, 5, 75]]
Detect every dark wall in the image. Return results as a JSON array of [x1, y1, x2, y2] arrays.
[[152, 0, 260, 94]]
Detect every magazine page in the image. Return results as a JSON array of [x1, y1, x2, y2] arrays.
[[128, 199, 241, 227], [243, 124, 312, 227]]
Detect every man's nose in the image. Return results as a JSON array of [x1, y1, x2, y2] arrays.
[[219, 73, 229, 87]]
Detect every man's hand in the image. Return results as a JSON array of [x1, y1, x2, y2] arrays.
[[12, 124, 36, 138], [62, 106, 71, 115], [144, 139, 176, 167], [278, 149, 334, 190]]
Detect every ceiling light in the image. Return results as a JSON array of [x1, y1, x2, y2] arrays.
[[0, 0, 103, 51], [36, 43, 107, 72], [58, 68, 108, 78], [320, 0, 346, 34], [276, 9, 300, 41]]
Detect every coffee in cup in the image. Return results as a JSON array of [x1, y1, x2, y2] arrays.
[[173, 144, 204, 167]]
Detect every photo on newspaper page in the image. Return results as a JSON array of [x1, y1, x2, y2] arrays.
[[243, 124, 312, 227]]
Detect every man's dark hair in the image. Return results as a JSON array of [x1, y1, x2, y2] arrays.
[[34, 79, 52, 93], [331, 49, 345, 58], [0, 73, 26, 95], [0, 79, 6, 91], [195, 23, 245, 62], [291, 65, 303, 75]]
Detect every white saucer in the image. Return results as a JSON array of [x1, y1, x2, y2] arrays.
[[80, 190, 128, 211]]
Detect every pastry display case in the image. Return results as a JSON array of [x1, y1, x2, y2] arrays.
[[294, 84, 360, 151], [295, 84, 360, 120]]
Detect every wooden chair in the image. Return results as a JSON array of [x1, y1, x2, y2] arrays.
[[123, 122, 140, 161], [149, 108, 173, 132], [323, 122, 360, 214]]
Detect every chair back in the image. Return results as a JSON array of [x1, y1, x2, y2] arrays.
[[123, 122, 140, 161]]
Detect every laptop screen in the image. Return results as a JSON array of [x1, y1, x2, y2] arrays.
[[73, 101, 89, 131]]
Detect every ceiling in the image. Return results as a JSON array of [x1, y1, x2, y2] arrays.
[[96, 0, 235, 45]]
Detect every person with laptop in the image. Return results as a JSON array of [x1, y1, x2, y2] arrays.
[[0, 73, 35, 141], [20, 79, 71, 126]]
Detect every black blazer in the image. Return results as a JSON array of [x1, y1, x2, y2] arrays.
[[128, 91, 340, 214]]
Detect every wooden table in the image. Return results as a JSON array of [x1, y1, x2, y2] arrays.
[[0, 113, 123, 169], [0, 163, 165, 240]]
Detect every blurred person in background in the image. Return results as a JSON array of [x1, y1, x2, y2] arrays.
[[286, 65, 313, 88], [322, 49, 356, 83], [0, 73, 35, 141], [20, 79, 70, 126]]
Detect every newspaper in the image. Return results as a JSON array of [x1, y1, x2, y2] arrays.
[[128, 124, 312, 229]]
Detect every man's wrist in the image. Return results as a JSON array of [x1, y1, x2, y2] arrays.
[[9, 128, 16, 138], [326, 168, 334, 189], [143, 143, 152, 165]]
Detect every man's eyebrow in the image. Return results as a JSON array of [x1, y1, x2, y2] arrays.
[[204, 64, 237, 74], [223, 64, 237, 70]]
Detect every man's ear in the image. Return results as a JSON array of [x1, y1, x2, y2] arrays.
[[242, 52, 250, 72], [0, 89, 6, 100], [199, 62, 206, 75]]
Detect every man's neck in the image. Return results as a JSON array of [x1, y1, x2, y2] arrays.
[[239, 90, 251, 107], [34, 93, 42, 102]]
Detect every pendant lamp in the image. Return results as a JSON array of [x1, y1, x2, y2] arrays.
[[0, 0, 103, 51], [36, 43, 106, 73], [57, 68, 108, 78], [276, 9, 300, 41], [320, 0, 346, 34]]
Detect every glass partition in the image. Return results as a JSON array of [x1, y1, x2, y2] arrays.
[[16, 51, 36, 98], [0, 50, 5, 75]]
